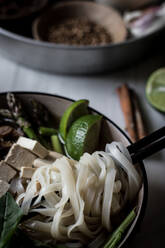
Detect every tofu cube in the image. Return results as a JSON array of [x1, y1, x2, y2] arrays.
[[5, 144, 36, 170], [17, 137, 48, 159], [48, 151, 63, 160], [0, 180, 9, 198], [20, 167, 36, 179], [0, 161, 17, 182], [33, 158, 52, 168]]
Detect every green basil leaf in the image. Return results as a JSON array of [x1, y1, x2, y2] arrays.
[[0, 192, 23, 248], [0, 193, 6, 234]]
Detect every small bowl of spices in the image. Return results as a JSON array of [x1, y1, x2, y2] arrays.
[[32, 1, 127, 46]]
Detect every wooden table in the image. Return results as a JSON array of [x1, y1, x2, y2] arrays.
[[0, 51, 165, 247]]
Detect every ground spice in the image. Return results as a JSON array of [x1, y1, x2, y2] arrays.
[[48, 18, 112, 46]]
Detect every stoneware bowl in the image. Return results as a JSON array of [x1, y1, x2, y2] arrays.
[[0, 91, 148, 248], [32, 1, 127, 44]]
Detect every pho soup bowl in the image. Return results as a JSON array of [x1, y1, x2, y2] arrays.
[[0, 92, 148, 248]]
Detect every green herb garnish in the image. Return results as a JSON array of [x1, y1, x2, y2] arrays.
[[104, 208, 137, 248], [0, 192, 23, 248]]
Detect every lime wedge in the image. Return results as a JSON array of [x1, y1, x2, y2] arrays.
[[59, 99, 89, 141], [146, 68, 165, 112], [65, 114, 102, 160]]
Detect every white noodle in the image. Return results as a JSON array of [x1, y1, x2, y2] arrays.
[[106, 142, 141, 200], [102, 168, 116, 231], [18, 142, 141, 244]]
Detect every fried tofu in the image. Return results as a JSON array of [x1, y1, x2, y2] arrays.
[[0, 161, 16, 182], [48, 150, 63, 160], [17, 137, 48, 159], [5, 144, 36, 170], [0, 180, 9, 198], [20, 167, 36, 179], [33, 158, 52, 168]]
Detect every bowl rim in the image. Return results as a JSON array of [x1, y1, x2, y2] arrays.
[[0, 17, 164, 50], [0, 91, 148, 247]]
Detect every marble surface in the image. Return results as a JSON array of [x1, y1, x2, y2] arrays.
[[0, 51, 165, 247]]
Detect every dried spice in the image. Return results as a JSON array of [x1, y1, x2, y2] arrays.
[[117, 84, 147, 142], [48, 18, 112, 46]]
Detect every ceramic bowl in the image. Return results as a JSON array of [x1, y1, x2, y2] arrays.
[[0, 92, 148, 247], [32, 1, 127, 44]]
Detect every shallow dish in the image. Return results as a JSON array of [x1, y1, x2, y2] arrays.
[[0, 91, 148, 247]]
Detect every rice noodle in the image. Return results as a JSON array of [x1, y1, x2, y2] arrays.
[[106, 142, 141, 200], [18, 142, 141, 245], [102, 168, 116, 231]]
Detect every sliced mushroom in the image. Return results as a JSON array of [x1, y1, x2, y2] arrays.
[[0, 125, 13, 138]]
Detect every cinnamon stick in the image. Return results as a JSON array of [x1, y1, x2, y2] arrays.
[[117, 84, 137, 142], [131, 91, 147, 140], [117, 84, 147, 142]]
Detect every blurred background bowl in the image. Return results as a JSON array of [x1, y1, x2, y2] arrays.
[[0, 0, 164, 74], [32, 1, 127, 44]]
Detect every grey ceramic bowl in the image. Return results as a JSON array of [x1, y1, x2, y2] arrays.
[[0, 23, 164, 75], [0, 1, 164, 74], [0, 91, 148, 248], [32, 1, 127, 44]]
